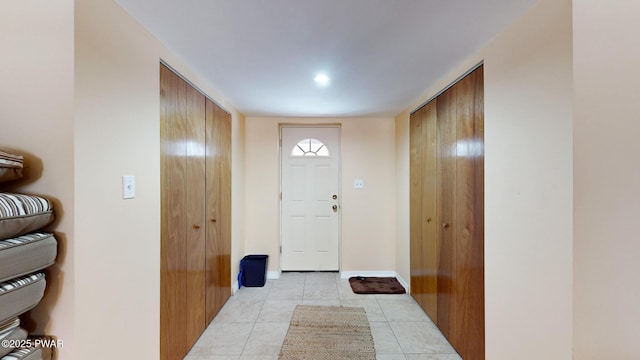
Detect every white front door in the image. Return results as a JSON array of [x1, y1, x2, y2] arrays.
[[281, 126, 340, 271]]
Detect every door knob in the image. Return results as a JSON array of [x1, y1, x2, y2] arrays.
[[332, 205, 338, 212], [332, 194, 338, 200], [210, 218, 217, 223], [441, 223, 450, 229], [193, 224, 201, 230], [426, 217, 432, 223]]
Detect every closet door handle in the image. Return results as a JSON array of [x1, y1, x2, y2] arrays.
[[192, 224, 201, 230], [210, 218, 217, 223], [441, 222, 450, 229], [426, 217, 432, 223]]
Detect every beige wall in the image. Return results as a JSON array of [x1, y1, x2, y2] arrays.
[[484, 0, 573, 358], [9, 0, 640, 358], [396, 0, 573, 358], [0, 1, 75, 358], [75, 1, 245, 358], [573, 1, 640, 358], [244, 117, 396, 275], [0, 0, 245, 358], [74, 1, 160, 358]]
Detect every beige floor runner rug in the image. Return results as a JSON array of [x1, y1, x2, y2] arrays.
[[278, 305, 376, 359]]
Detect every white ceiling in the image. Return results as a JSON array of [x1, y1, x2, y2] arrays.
[[115, 0, 538, 117]]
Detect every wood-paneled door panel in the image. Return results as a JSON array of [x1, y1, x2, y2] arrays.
[[421, 102, 439, 322], [436, 86, 457, 340], [409, 65, 484, 360], [410, 100, 438, 322], [205, 99, 232, 323], [160, 65, 188, 360], [161, 63, 232, 360], [410, 107, 426, 309], [216, 104, 232, 314], [185, 83, 207, 347], [452, 68, 485, 359]]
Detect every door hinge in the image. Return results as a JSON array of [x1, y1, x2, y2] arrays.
[[280, 192, 282, 200], [279, 245, 282, 254]]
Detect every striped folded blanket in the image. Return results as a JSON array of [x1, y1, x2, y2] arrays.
[[2, 346, 51, 360], [0, 194, 53, 239], [0, 318, 19, 337], [0, 233, 52, 251], [0, 274, 44, 295], [0, 194, 50, 220]]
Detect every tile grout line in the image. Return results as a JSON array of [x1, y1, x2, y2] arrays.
[[376, 296, 410, 356], [192, 273, 459, 359], [238, 283, 270, 356]]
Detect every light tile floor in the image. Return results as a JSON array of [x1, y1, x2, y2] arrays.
[[185, 272, 461, 360]]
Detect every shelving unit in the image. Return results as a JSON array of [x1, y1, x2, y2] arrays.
[[0, 149, 57, 360]]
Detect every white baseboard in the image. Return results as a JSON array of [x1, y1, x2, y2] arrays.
[[233, 271, 279, 294], [235, 271, 409, 294], [340, 271, 409, 293], [395, 273, 409, 292], [340, 270, 396, 279]]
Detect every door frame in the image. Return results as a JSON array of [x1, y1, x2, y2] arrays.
[[279, 124, 342, 272]]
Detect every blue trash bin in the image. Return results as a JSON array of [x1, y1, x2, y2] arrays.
[[239, 255, 268, 287]]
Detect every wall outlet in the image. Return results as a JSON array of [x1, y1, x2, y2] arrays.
[[354, 179, 364, 189]]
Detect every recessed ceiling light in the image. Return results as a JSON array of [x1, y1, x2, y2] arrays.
[[314, 73, 330, 87]]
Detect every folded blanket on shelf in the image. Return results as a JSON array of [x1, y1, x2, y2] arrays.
[[1, 346, 51, 360], [0, 318, 27, 358], [0, 194, 53, 240], [0, 274, 46, 325], [0, 233, 57, 283]]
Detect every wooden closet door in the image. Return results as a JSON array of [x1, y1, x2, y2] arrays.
[[161, 63, 211, 359], [410, 107, 426, 308], [421, 101, 439, 322], [217, 106, 232, 311], [160, 64, 188, 360], [185, 83, 207, 348], [410, 101, 438, 322], [409, 65, 484, 360], [436, 86, 458, 340], [205, 99, 232, 323], [452, 66, 485, 360]]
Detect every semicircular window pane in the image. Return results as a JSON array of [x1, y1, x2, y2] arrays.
[[291, 138, 329, 157]]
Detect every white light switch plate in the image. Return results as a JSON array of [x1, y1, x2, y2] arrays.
[[122, 175, 136, 199], [354, 179, 364, 189]]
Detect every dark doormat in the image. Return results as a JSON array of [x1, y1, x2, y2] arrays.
[[348, 276, 406, 294]]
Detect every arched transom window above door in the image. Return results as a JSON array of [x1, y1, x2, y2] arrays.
[[291, 138, 330, 157]]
